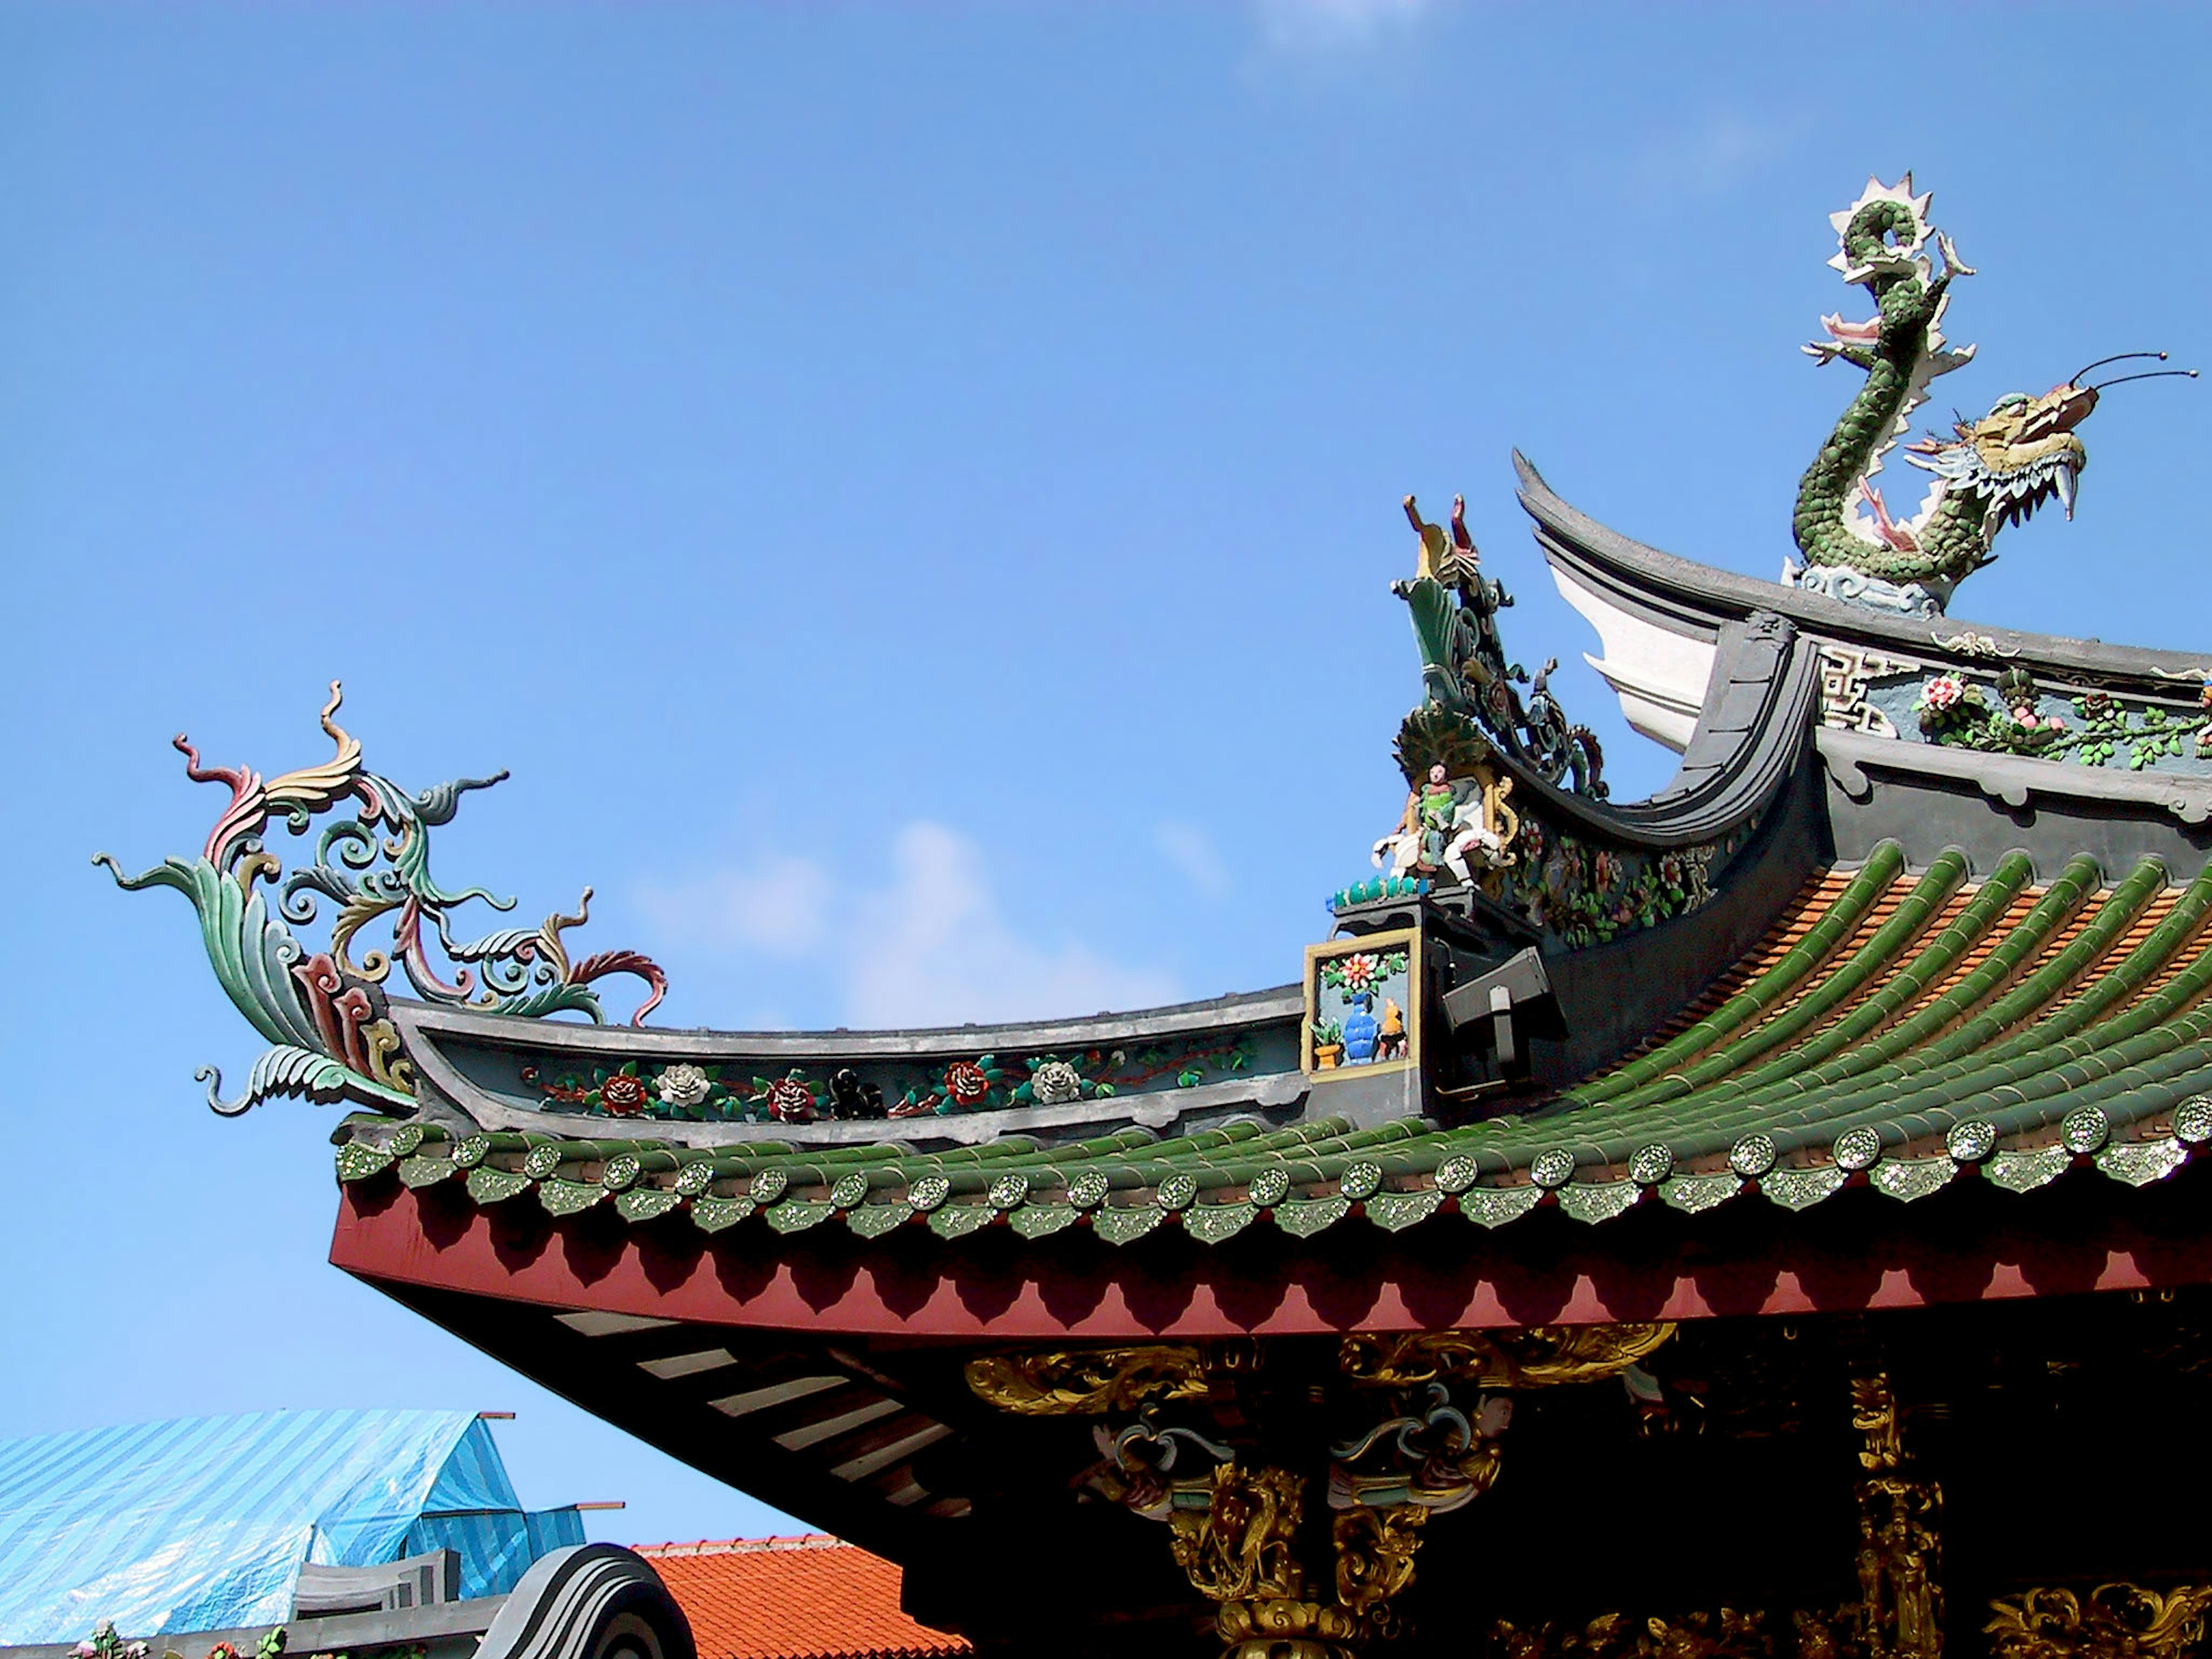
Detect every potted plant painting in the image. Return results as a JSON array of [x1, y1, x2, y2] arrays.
[[1312, 1018, 1345, 1070], [1321, 949, 1407, 1065]]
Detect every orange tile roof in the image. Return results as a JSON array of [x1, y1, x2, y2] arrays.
[[635, 1536, 969, 1659]]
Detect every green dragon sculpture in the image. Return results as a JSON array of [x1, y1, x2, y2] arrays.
[[1789, 176, 2191, 616]]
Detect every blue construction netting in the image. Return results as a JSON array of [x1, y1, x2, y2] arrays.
[[0, 1408, 586, 1643]]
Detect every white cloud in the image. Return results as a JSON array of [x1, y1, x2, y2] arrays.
[[635, 852, 835, 955], [1251, 0, 1438, 56], [637, 821, 1178, 1030], [846, 822, 1179, 1027], [1153, 820, 1231, 901]]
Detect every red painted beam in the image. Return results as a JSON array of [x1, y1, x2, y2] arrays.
[[331, 1166, 2212, 1338]]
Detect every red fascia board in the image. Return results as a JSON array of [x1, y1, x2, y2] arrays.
[[330, 1166, 2212, 1338]]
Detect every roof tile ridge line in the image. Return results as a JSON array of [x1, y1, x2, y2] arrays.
[[1740, 854, 2081, 1105], [743, 1118, 1362, 1207], [2013, 860, 2212, 1050], [1656, 851, 2031, 1113], [1971, 862, 2172, 1049], [1985, 885, 2115, 1009], [1759, 887, 1911, 1020], [1582, 868, 1849, 1078], [1758, 863, 2212, 1144], [1914, 864, 2105, 1044], [1717, 865, 2184, 1139], [1819, 985, 2212, 1164], [2129, 883, 2212, 1005], [1680, 855, 2105, 1129], [1548, 871, 2212, 1175], [1906, 861, 2168, 1069], [1067, 1119, 1435, 1196], [1906, 880, 2078, 1037], [796, 1119, 1397, 1212], [1629, 858, 1975, 1112], [1641, 1020, 2212, 1179], [2053, 900, 2212, 1056], [1671, 1013, 2212, 1174], [1566, 876, 1843, 1104], [2127, 904, 2196, 1003], [1590, 850, 1970, 1115], [1133, 1126, 1457, 1197], [1796, 882, 1987, 1032], [671, 1127, 1078, 1190], [1571, 849, 1904, 1107], [1605, 867, 1854, 1061], [967, 1115, 1368, 1185]]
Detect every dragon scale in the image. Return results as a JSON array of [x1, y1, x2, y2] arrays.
[[1792, 194, 1983, 593]]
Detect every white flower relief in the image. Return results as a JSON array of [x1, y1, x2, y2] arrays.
[[1030, 1060, 1084, 1106], [655, 1062, 714, 1109]]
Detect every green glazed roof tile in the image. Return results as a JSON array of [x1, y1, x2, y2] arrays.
[[464, 1166, 532, 1206], [397, 1154, 457, 1190], [614, 1187, 683, 1224], [1555, 1182, 1641, 1224], [333, 844, 2212, 1248], [1008, 1203, 1083, 1240], [848, 1202, 915, 1239]]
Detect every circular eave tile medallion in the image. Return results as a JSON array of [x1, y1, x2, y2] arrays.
[[1729, 1134, 1778, 1180], [1529, 1149, 1576, 1190], [1946, 1119, 1997, 1164], [1832, 1127, 1882, 1173], [2061, 1105, 2111, 1156], [1248, 1168, 1291, 1209], [2176, 1096, 2212, 1147], [1155, 1173, 1200, 1213]]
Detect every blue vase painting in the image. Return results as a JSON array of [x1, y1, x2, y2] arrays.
[[1306, 935, 1415, 1074], [1342, 994, 1380, 1063]]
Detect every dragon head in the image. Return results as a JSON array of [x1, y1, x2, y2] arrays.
[[1909, 352, 2196, 536]]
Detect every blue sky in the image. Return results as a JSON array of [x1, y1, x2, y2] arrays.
[[4, 2, 2208, 1550]]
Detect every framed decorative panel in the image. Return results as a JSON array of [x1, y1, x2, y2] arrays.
[[1302, 927, 1421, 1082]]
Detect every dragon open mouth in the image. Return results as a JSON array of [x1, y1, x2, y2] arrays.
[[1983, 446, 2082, 529], [1906, 399, 2090, 539]]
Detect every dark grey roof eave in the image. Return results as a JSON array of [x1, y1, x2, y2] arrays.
[[389, 982, 1304, 1061], [1514, 449, 2212, 687]]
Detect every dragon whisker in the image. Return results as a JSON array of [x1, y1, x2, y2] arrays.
[[2084, 368, 2199, 392], [2070, 350, 2168, 385]]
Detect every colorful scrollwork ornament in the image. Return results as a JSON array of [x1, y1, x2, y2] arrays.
[[97, 684, 664, 1117]]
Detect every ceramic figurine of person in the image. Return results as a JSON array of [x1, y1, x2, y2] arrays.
[[1374, 764, 1463, 879], [1443, 803, 1507, 883], [1373, 786, 1427, 878], [1377, 998, 1407, 1062], [1416, 763, 1459, 868], [1373, 763, 1517, 889]]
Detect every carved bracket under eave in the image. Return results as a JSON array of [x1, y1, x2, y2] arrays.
[[964, 1328, 1673, 1658]]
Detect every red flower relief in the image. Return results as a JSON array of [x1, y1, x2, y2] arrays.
[[599, 1072, 647, 1116], [766, 1077, 816, 1123], [944, 1060, 991, 1108]]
